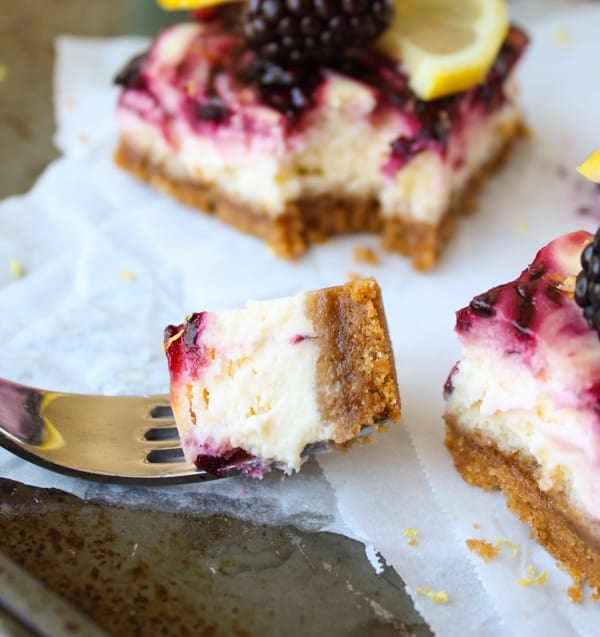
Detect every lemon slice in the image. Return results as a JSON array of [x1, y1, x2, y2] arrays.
[[577, 149, 600, 183], [376, 0, 509, 101], [157, 0, 236, 9]]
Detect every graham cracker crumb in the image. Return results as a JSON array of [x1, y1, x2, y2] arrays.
[[567, 582, 583, 604], [78, 133, 89, 144], [466, 538, 500, 562], [353, 245, 380, 266]]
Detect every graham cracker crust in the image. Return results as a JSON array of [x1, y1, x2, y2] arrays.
[[306, 278, 401, 442], [445, 413, 600, 590], [114, 123, 524, 271]]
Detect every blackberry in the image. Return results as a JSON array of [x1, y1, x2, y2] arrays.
[[243, 0, 393, 65], [574, 227, 600, 335], [240, 58, 322, 118]]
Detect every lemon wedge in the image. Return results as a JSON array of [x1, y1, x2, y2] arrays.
[[376, 0, 509, 100], [157, 0, 236, 9], [577, 149, 600, 183]]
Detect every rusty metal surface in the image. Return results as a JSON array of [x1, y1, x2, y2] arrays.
[[0, 2, 432, 635], [0, 478, 431, 637]]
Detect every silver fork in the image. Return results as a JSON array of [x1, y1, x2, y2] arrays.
[[0, 377, 369, 484], [0, 377, 218, 484]]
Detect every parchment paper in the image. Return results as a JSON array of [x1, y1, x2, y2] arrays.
[[2, 3, 600, 635]]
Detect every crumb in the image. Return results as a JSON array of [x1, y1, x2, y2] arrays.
[[120, 269, 135, 281], [0, 64, 7, 83], [346, 272, 362, 281], [403, 528, 419, 546], [517, 566, 547, 587], [415, 588, 449, 605], [473, 523, 480, 529], [66, 96, 77, 110], [78, 133, 89, 144], [495, 537, 518, 558], [591, 588, 600, 602], [353, 245, 380, 266], [567, 582, 583, 604], [516, 220, 529, 234], [465, 538, 500, 563], [552, 27, 572, 47], [8, 259, 25, 279]]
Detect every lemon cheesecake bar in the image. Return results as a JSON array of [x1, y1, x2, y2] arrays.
[[444, 230, 600, 588], [115, 2, 527, 269], [164, 277, 401, 477]]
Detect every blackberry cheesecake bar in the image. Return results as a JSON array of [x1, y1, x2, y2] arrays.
[[114, 1, 528, 270], [164, 277, 400, 477], [444, 229, 600, 589]]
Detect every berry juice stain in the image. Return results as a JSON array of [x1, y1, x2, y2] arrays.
[[164, 312, 213, 381]]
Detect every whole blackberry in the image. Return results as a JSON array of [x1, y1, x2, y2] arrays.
[[244, 0, 393, 65], [574, 228, 600, 335]]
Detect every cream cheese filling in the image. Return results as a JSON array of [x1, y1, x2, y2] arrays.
[[171, 295, 333, 472], [117, 75, 521, 223], [447, 351, 600, 522]]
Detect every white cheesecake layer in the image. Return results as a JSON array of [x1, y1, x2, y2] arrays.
[[170, 295, 334, 472], [117, 23, 521, 223], [447, 350, 600, 522], [118, 98, 519, 223]]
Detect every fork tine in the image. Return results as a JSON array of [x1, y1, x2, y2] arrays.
[[146, 446, 185, 463], [143, 426, 179, 442], [147, 404, 174, 419]]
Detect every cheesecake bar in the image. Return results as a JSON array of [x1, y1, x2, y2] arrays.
[[164, 277, 401, 476], [444, 230, 600, 588], [114, 9, 528, 270]]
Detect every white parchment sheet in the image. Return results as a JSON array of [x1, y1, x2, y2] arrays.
[[2, 3, 600, 635]]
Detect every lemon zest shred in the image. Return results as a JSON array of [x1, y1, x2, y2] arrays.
[[517, 567, 547, 587], [495, 537, 518, 558], [415, 587, 449, 604], [9, 259, 25, 279]]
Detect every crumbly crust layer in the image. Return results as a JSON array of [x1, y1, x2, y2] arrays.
[[306, 278, 401, 442], [114, 123, 524, 270], [445, 413, 600, 589]]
